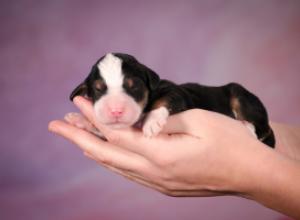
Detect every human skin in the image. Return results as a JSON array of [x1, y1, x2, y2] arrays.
[[48, 96, 300, 219]]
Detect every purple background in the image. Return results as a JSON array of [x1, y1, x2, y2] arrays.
[[0, 1, 299, 219]]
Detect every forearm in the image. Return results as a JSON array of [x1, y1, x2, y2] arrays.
[[246, 147, 300, 218], [238, 124, 300, 219], [54, 101, 300, 218]]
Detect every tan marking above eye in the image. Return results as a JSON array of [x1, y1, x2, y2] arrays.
[[94, 80, 104, 90], [138, 90, 149, 108], [126, 79, 134, 88]]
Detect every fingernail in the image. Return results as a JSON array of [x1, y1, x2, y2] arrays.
[[64, 113, 71, 120], [64, 112, 77, 121], [73, 96, 81, 105], [48, 121, 58, 132]]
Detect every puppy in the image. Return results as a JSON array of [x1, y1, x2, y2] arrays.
[[68, 53, 275, 148]]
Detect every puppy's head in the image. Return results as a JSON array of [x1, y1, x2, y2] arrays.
[[70, 53, 160, 129]]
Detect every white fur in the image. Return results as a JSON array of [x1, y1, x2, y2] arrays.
[[242, 121, 257, 138], [93, 93, 142, 128], [232, 110, 238, 118], [97, 53, 123, 92], [94, 53, 143, 128], [143, 107, 169, 137]]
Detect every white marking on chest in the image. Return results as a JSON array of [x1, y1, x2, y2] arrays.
[[97, 53, 123, 93]]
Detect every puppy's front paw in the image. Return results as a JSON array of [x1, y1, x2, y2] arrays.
[[143, 107, 169, 138]]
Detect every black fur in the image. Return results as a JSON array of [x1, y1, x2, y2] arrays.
[[70, 53, 275, 148], [146, 80, 275, 147]]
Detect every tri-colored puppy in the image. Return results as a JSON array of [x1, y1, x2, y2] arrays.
[[68, 53, 275, 148]]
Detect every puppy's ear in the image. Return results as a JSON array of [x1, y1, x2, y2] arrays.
[[140, 64, 160, 91], [69, 82, 88, 101], [69, 65, 98, 101]]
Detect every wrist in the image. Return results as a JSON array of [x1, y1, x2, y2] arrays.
[[234, 141, 300, 218], [271, 122, 300, 160], [209, 139, 270, 196], [206, 139, 271, 196]]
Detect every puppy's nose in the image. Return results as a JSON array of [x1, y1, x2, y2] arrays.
[[109, 108, 124, 117]]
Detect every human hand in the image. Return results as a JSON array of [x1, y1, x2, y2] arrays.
[[49, 96, 267, 197]]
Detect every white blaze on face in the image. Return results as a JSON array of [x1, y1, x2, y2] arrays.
[[94, 53, 142, 128], [98, 53, 123, 92]]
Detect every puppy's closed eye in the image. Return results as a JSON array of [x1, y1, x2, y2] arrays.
[[94, 80, 106, 92], [126, 79, 141, 91], [124, 78, 141, 91], [126, 79, 134, 88]]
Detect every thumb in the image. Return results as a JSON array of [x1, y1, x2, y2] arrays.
[[72, 96, 152, 154], [72, 96, 122, 141], [161, 109, 212, 137]]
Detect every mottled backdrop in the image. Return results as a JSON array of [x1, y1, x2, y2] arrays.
[[0, 0, 299, 220]]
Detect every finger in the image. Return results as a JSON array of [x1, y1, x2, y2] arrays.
[[83, 151, 160, 188], [83, 151, 168, 193], [48, 120, 148, 172], [64, 112, 97, 131], [73, 96, 159, 156], [96, 162, 228, 197], [103, 164, 169, 194], [87, 153, 227, 197], [161, 109, 208, 137], [99, 126, 166, 159], [64, 112, 102, 137], [72, 96, 137, 143], [72, 96, 100, 128], [83, 151, 97, 161], [73, 96, 119, 139], [72, 97, 197, 159]]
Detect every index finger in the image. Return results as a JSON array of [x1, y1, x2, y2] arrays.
[[161, 109, 210, 137], [72, 96, 160, 157], [72, 96, 113, 135], [48, 119, 149, 171]]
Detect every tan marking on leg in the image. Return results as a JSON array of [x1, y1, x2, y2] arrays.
[[230, 97, 243, 120], [152, 98, 168, 110]]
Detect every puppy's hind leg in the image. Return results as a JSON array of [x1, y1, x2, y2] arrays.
[[228, 83, 275, 148], [241, 120, 257, 138]]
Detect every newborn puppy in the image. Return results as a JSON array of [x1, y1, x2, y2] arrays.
[[68, 53, 275, 148]]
